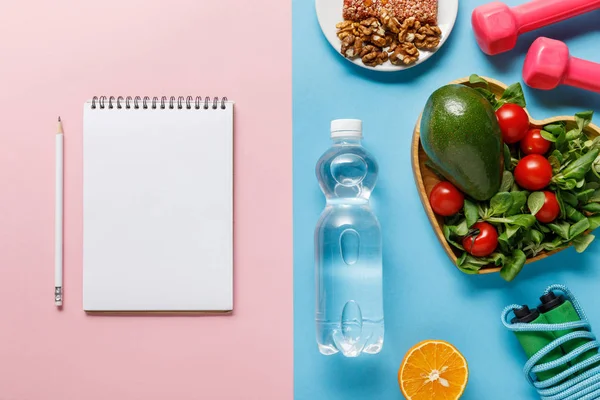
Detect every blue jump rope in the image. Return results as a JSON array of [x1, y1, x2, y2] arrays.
[[502, 284, 600, 400]]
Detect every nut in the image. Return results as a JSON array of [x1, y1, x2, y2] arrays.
[[362, 50, 388, 67], [358, 25, 373, 36], [352, 36, 364, 58], [380, 10, 401, 34], [360, 17, 379, 28], [336, 12, 441, 67], [384, 31, 396, 47], [340, 34, 358, 59], [362, 51, 379, 66], [419, 24, 442, 36], [336, 21, 356, 40], [389, 42, 419, 65], [359, 44, 378, 58], [340, 35, 366, 60], [414, 24, 442, 49], [398, 16, 421, 42], [336, 20, 353, 30], [370, 34, 387, 47]]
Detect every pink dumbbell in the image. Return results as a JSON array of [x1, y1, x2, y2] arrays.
[[472, 0, 600, 55], [523, 37, 600, 93]]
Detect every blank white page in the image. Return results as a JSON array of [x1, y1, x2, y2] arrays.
[[83, 99, 233, 312]]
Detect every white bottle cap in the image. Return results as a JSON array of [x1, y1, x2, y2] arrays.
[[330, 119, 362, 138]]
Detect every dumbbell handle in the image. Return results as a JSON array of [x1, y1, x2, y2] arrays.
[[514, 0, 600, 34], [565, 57, 600, 93]]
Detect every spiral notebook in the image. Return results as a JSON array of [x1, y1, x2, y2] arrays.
[[83, 96, 234, 313]]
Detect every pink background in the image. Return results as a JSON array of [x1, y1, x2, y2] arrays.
[[0, 1, 292, 399]]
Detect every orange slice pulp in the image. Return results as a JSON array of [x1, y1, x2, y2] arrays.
[[398, 340, 469, 399]]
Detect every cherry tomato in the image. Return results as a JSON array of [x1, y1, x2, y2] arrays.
[[429, 181, 465, 216], [496, 103, 530, 144], [462, 222, 498, 257], [514, 154, 553, 190], [535, 191, 560, 223], [521, 129, 552, 155]]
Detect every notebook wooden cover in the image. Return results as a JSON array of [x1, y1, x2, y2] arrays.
[[83, 96, 233, 312]]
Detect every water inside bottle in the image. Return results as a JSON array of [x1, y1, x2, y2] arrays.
[[315, 131, 384, 357]]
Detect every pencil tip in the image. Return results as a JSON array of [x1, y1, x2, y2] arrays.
[[58, 116, 61, 122]]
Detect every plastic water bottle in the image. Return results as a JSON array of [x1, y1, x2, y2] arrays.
[[315, 119, 384, 357]]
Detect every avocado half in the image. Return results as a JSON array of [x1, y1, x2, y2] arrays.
[[420, 84, 504, 201]]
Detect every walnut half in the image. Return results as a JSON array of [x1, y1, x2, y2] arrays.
[[414, 24, 442, 50], [380, 10, 401, 34], [398, 17, 421, 43], [340, 34, 363, 59], [389, 42, 419, 66]]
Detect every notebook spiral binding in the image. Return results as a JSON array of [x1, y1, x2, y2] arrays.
[[91, 96, 228, 110]]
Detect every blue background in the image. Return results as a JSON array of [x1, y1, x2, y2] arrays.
[[293, 1, 600, 399]]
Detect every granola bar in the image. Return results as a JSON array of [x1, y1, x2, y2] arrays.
[[343, 0, 438, 25]]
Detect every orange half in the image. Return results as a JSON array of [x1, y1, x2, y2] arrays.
[[398, 340, 469, 400]]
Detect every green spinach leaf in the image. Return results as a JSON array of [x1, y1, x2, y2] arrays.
[[556, 129, 567, 152], [556, 191, 567, 220], [548, 221, 570, 240], [500, 171, 514, 192], [528, 192, 545, 216], [500, 249, 526, 282], [490, 192, 513, 216], [538, 224, 551, 233], [575, 111, 594, 132], [548, 155, 561, 173], [577, 188, 596, 202], [566, 128, 582, 141], [573, 234, 595, 253], [525, 229, 544, 245], [507, 192, 527, 216], [590, 189, 600, 203], [569, 218, 590, 239], [504, 144, 512, 171], [469, 74, 489, 88], [499, 82, 527, 108], [443, 225, 464, 250], [551, 149, 564, 164], [464, 199, 479, 228], [498, 231, 511, 253], [457, 264, 481, 274], [582, 203, 600, 213], [444, 220, 468, 250], [565, 204, 586, 222], [474, 88, 499, 108], [541, 130, 557, 143], [589, 215, 600, 230], [554, 149, 600, 182], [506, 224, 520, 239], [545, 123, 566, 137], [561, 191, 579, 207], [558, 179, 578, 191], [489, 253, 507, 266], [488, 214, 536, 228], [464, 255, 495, 266], [506, 214, 536, 228], [543, 237, 566, 251]]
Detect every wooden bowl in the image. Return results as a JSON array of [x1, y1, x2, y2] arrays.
[[411, 76, 600, 274]]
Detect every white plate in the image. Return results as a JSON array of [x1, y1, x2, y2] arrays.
[[316, 0, 458, 72]]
